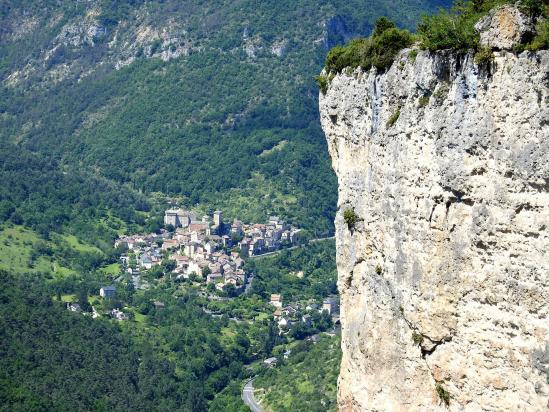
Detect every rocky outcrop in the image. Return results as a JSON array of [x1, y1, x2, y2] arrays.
[[475, 5, 536, 50], [320, 35, 548, 412]]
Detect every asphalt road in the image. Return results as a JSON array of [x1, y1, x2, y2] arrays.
[[242, 379, 264, 412], [249, 236, 335, 260]]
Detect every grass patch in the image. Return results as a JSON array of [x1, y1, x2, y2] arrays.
[[297, 380, 315, 394], [0, 225, 40, 273], [255, 312, 269, 321], [60, 294, 76, 303], [59, 234, 102, 254], [0, 225, 74, 276], [101, 262, 121, 276], [259, 140, 288, 157], [133, 311, 147, 324]]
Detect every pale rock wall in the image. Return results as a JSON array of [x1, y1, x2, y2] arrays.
[[320, 48, 549, 411]]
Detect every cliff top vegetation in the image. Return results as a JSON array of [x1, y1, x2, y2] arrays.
[[319, 0, 548, 82]]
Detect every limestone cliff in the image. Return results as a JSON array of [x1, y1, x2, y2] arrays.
[[320, 15, 549, 412]]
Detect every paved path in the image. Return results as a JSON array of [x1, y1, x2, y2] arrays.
[[309, 236, 335, 243], [244, 274, 254, 294], [249, 236, 335, 260], [242, 379, 264, 412]]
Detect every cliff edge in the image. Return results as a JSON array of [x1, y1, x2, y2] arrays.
[[320, 8, 548, 411]]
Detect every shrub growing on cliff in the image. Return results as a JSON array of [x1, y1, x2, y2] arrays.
[[526, 3, 549, 50], [324, 17, 414, 74], [343, 209, 359, 231], [386, 109, 400, 128], [315, 73, 335, 95], [320, 1, 548, 82], [409, 49, 419, 62], [418, 0, 549, 52], [315, 75, 329, 94], [417, 7, 480, 52], [474, 45, 494, 66], [418, 95, 430, 107], [412, 331, 424, 345], [435, 383, 451, 406]]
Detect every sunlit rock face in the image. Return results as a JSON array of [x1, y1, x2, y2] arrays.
[[320, 36, 548, 412]]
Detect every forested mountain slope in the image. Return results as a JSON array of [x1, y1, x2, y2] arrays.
[[0, 2, 452, 411], [0, 0, 450, 234]]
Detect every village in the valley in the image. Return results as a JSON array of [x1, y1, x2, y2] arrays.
[[86, 208, 341, 333], [115, 209, 303, 292]]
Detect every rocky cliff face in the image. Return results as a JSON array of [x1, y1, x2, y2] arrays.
[[320, 23, 549, 412]]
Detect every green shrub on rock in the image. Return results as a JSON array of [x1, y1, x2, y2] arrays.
[[343, 209, 359, 231], [417, 7, 480, 52], [315, 75, 329, 94], [324, 18, 414, 74], [321, 2, 548, 79], [474, 45, 494, 65], [435, 383, 451, 406], [386, 109, 401, 128], [315, 73, 335, 95], [418, 95, 430, 107], [527, 9, 549, 50]]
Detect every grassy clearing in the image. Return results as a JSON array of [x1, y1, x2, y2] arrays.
[[0, 224, 106, 277], [50, 262, 76, 278], [60, 294, 76, 302], [100, 262, 121, 275], [255, 312, 269, 321], [59, 234, 102, 254], [133, 311, 147, 324], [0, 226, 40, 272], [259, 140, 288, 157], [0, 225, 69, 275]]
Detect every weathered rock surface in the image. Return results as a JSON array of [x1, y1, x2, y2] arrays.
[[475, 5, 535, 50], [320, 47, 549, 411]]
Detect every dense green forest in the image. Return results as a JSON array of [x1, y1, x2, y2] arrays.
[[0, 271, 196, 411], [0, 270, 260, 411], [0, 239, 338, 411], [0, 143, 149, 240]]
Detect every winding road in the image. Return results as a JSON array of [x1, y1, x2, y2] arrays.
[[240, 236, 335, 411], [249, 236, 335, 260], [242, 379, 264, 412]]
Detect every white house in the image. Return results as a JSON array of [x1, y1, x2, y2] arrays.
[[100, 285, 116, 298]]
